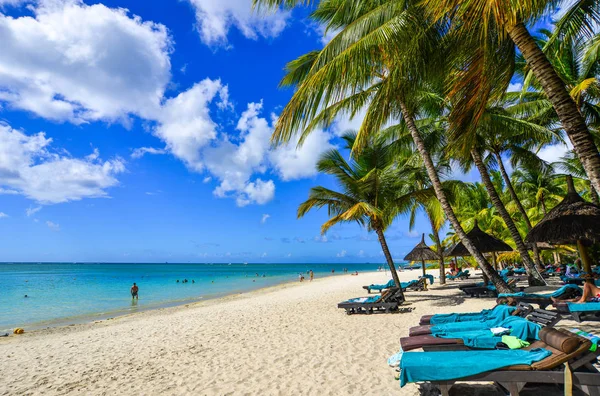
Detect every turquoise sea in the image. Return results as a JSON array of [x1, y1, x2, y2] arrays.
[[0, 262, 387, 332]]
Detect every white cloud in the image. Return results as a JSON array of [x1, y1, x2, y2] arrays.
[[357, 249, 365, 257], [286, 252, 292, 257], [0, 0, 172, 123], [261, 213, 270, 224], [0, 212, 8, 218], [537, 142, 572, 163], [336, 249, 347, 258], [404, 230, 420, 238], [204, 101, 274, 206], [202, 176, 212, 183], [186, 0, 290, 47], [131, 147, 166, 159], [508, 82, 523, 92], [309, 21, 341, 46], [0, 123, 125, 203], [313, 235, 328, 243], [261, 252, 267, 258], [154, 79, 229, 172], [0, 188, 19, 195], [46, 220, 59, 231], [26, 206, 42, 217], [270, 128, 335, 181]]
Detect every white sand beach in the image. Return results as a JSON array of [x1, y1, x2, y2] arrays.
[[0, 270, 586, 395]]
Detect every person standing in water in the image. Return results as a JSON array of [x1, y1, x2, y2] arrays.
[[130, 283, 139, 300], [309, 270, 314, 281]]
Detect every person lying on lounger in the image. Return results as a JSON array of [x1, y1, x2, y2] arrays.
[[556, 278, 600, 303]]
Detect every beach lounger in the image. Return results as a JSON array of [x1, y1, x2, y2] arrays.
[[413, 329, 600, 396], [363, 278, 427, 294], [418, 302, 533, 326], [447, 270, 471, 281], [337, 287, 405, 315], [496, 284, 582, 309], [554, 301, 600, 322], [362, 279, 396, 293], [462, 278, 523, 298], [402, 309, 561, 352]]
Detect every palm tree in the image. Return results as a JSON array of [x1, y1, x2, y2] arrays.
[[298, 132, 404, 288], [260, 0, 512, 292], [557, 150, 600, 205], [512, 164, 565, 221], [421, 0, 600, 195]]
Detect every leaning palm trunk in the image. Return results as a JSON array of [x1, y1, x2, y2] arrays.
[[399, 101, 511, 292], [471, 149, 546, 286], [374, 226, 403, 293], [508, 23, 600, 196], [427, 215, 446, 284], [494, 152, 544, 271], [588, 180, 600, 206]]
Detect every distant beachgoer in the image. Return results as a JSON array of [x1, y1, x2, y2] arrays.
[[309, 270, 314, 281], [24, 295, 28, 298], [262, 274, 266, 277], [351, 271, 358, 276], [177, 280, 179, 283], [575, 258, 582, 270], [331, 269, 335, 273], [130, 283, 139, 300], [192, 280, 195, 283]]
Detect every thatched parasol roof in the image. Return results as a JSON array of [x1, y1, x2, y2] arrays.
[[403, 234, 439, 261], [447, 221, 513, 256], [526, 242, 553, 251], [525, 176, 600, 246]]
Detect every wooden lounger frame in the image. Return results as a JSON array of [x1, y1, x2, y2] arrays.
[[337, 287, 405, 315], [554, 302, 600, 323], [496, 286, 582, 310], [362, 277, 427, 294]]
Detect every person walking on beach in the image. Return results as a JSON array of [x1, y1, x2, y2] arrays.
[[309, 270, 314, 281], [130, 283, 139, 300]]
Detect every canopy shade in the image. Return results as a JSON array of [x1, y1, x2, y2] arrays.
[[403, 234, 439, 261], [447, 221, 513, 256], [525, 176, 600, 247]]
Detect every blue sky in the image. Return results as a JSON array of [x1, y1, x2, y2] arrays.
[[0, 0, 569, 263]]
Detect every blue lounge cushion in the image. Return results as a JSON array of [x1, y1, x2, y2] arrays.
[[344, 295, 382, 304], [367, 279, 396, 291], [430, 305, 516, 325], [399, 348, 552, 387], [498, 284, 581, 299], [567, 302, 600, 312]]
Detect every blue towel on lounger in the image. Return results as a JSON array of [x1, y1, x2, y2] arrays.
[[400, 280, 419, 289], [399, 348, 552, 387], [421, 274, 434, 285], [432, 316, 540, 340], [498, 284, 581, 299], [368, 279, 396, 291], [430, 305, 516, 325], [344, 295, 381, 303], [567, 302, 600, 312], [433, 316, 541, 349]]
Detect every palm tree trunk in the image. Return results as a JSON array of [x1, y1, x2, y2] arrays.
[[508, 22, 600, 196], [471, 149, 546, 286], [427, 214, 446, 284], [374, 227, 402, 292], [399, 101, 511, 293], [494, 152, 544, 270], [588, 180, 600, 206]]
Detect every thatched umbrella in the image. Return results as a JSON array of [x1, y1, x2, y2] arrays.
[[447, 221, 513, 269], [526, 175, 600, 277], [404, 233, 439, 278]]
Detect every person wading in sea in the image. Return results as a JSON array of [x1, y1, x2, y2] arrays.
[[130, 283, 139, 300]]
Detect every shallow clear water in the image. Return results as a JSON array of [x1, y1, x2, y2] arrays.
[[0, 262, 385, 332]]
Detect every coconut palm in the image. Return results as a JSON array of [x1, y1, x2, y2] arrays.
[[512, 164, 565, 224], [420, 0, 600, 195], [557, 150, 600, 205], [298, 132, 404, 288], [258, 0, 512, 292]]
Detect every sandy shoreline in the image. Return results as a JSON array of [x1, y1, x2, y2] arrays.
[[0, 269, 586, 395]]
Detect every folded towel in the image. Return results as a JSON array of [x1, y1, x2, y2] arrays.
[[498, 284, 582, 299], [345, 295, 381, 303], [501, 335, 530, 349], [368, 279, 396, 291], [399, 348, 552, 387]]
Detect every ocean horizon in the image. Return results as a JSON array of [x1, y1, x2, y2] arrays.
[[1, 262, 410, 332]]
